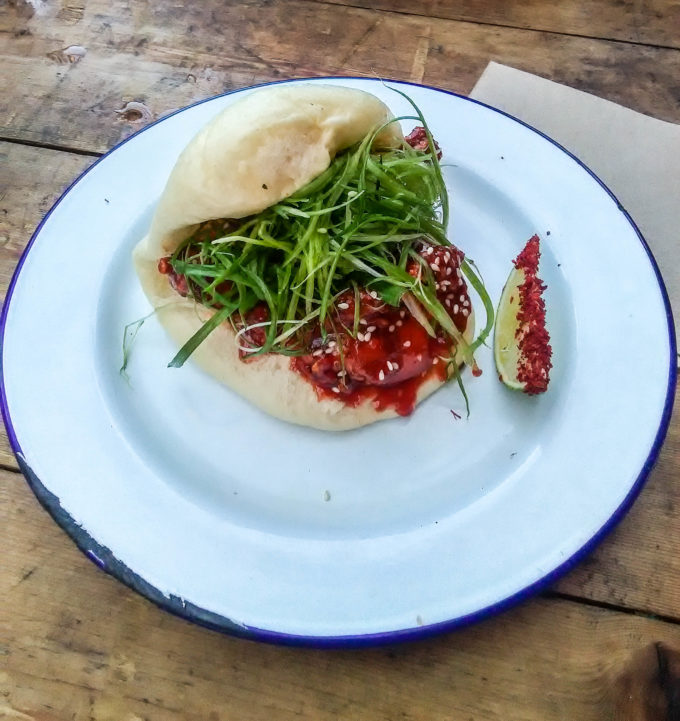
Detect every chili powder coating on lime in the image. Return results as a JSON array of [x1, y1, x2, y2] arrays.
[[513, 235, 552, 394]]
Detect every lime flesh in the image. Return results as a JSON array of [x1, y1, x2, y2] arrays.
[[494, 266, 526, 391]]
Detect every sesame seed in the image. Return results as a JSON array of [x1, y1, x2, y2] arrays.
[[369, 290, 378, 299], [332, 386, 340, 393], [325, 347, 333, 354], [462, 308, 469, 316], [313, 349, 323, 357], [417, 354, 422, 361], [453, 304, 459, 313], [364, 332, 372, 342], [357, 332, 365, 342], [463, 299, 469, 306], [387, 361, 394, 371], [456, 269, 462, 278], [431, 264, 440, 273], [388, 324, 395, 332], [445, 298, 451, 307], [360, 318, 367, 325], [379, 370, 385, 381], [426, 247, 434, 255], [396, 320, 403, 327], [367, 325, 376, 333], [433, 357, 439, 364], [338, 370, 347, 377], [393, 362, 399, 370], [400, 310, 406, 319], [460, 294, 465, 302], [403, 340, 411, 348], [446, 267, 452, 276], [328, 340, 336, 348], [337, 302, 349, 310], [444, 252, 451, 263]]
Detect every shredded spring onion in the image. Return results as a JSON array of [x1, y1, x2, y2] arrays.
[[123, 90, 495, 399]]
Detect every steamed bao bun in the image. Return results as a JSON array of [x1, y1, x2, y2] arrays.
[[134, 84, 471, 430]]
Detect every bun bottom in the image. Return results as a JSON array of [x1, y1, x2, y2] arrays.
[[134, 239, 474, 431]]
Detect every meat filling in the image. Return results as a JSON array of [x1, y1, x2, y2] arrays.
[[159, 240, 471, 416], [291, 242, 471, 415]]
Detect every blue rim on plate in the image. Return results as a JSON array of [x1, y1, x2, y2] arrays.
[[1, 77, 676, 648]]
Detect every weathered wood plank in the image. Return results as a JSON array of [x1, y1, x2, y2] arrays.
[[1, 0, 679, 156], [318, 0, 680, 49], [1, 467, 680, 721], [0, 142, 94, 467], [3, 3, 680, 717]]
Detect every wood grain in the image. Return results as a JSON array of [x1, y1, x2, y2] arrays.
[[1, 0, 679, 156], [1, 467, 680, 721], [612, 642, 680, 720], [318, 0, 680, 49], [2, 3, 680, 716]]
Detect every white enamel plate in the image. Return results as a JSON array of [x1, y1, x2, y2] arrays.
[[2, 78, 675, 646]]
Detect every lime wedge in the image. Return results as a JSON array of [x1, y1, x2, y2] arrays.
[[494, 235, 552, 394], [494, 266, 526, 391]]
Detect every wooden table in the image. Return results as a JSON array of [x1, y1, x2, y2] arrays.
[[1, 2, 679, 719]]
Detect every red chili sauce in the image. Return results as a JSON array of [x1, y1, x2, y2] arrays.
[[292, 244, 470, 415], [159, 242, 472, 416], [513, 235, 552, 395], [404, 126, 442, 160], [158, 256, 188, 296]]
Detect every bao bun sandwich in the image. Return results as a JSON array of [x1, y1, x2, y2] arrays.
[[133, 84, 491, 431]]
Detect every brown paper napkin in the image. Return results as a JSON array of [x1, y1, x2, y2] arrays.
[[470, 62, 680, 349]]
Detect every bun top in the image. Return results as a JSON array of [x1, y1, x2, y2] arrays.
[[144, 84, 403, 259]]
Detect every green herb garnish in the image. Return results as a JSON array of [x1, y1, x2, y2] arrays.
[[164, 105, 492, 369], [120, 310, 156, 381], [124, 90, 496, 411]]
